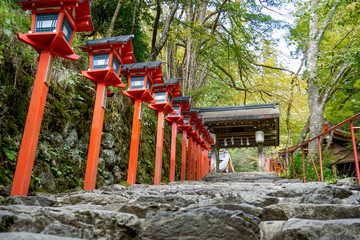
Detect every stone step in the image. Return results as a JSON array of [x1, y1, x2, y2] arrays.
[[262, 203, 360, 221], [0, 232, 81, 240], [0, 172, 359, 239], [260, 218, 360, 240]]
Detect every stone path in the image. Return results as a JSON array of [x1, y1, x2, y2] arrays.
[[0, 172, 359, 239]]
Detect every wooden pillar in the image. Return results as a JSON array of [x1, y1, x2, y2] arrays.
[[84, 82, 106, 190], [196, 143, 201, 180], [169, 122, 177, 182], [181, 130, 187, 181], [126, 99, 142, 185], [215, 142, 220, 173], [11, 50, 54, 196], [154, 111, 165, 185], [192, 139, 196, 180], [187, 136, 192, 180]]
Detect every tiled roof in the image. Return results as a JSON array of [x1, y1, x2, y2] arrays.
[[83, 35, 134, 46], [122, 61, 162, 71], [198, 103, 279, 113], [172, 96, 190, 103]]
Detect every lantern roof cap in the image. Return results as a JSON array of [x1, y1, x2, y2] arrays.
[[83, 35, 134, 47], [172, 96, 190, 103], [189, 108, 198, 114], [153, 78, 179, 88], [15, 0, 94, 32], [122, 61, 162, 71], [164, 78, 180, 85]]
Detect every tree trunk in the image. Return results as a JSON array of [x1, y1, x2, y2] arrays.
[[149, 0, 180, 61], [106, 0, 122, 38], [306, 0, 322, 155]]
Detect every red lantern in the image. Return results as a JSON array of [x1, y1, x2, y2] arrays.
[[120, 61, 163, 185], [148, 78, 181, 185], [11, 0, 94, 196], [80, 35, 135, 190]]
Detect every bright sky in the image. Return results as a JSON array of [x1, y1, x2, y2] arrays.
[[262, 2, 303, 73]]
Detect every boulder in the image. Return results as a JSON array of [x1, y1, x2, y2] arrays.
[[100, 149, 117, 167], [49, 132, 64, 145], [64, 129, 78, 148], [0, 205, 141, 240], [101, 133, 115, 149], [4, 195, 56, 206], [38, 164, 57, 193], [142, 207, 260, 240]]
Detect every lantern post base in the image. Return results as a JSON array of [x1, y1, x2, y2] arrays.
[[154, 111, 165, 185], [84, 82, 106, 190], [196, 143, 201, 181], [187, 136, 192, 180], [192, 140, 196, 181], [127, 99, 142, 185], [181, 131, 187, 181], [169, 122, 177, 182], [11, 49, 54, 196]]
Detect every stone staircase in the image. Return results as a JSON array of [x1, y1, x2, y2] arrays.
[[0, 172, 359, 239]]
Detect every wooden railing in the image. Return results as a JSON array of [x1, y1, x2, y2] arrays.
[[274, 113, 360, 183]]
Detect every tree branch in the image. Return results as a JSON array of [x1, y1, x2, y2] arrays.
[[316, 0, 341, 41], [253, 63, 296, 75], [106, 0, 122, 38], [149, 0, 180, 61]]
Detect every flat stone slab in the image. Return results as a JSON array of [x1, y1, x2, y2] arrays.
[[0, 232, 81, 240], [262, 203, 360, 220], [142, 206, 260, 240], [260, 218, 360, 240]]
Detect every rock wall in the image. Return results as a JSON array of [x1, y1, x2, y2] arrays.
[[0, 61, 183, 192]]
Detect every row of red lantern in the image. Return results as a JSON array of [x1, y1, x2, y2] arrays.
[[11, 0, 94, 196], [10, 0, 213, 196]]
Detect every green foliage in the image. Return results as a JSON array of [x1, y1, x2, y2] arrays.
[[230, 148, 258, 172], [289, 150, 342, 183], [90, 0, 149, 62], [3, 147, 17, 162]]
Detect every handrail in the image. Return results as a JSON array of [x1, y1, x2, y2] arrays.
[[281, 113, 360, 184], [289, 113, 360, 153], [265, 158, 282, 175]]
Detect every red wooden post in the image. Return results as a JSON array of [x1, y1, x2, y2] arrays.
[[84, 83, 106, 190], [301, 147, 306, 183], [187, 135, 192, 180], [305, 149, 321, 182], [192, 139, 196, 180], [81, 36, 133, 190], [290, 152, 298, 178], [196, 143, 201, 180], [207, 149, 210, 174], [181, 130, 187, 181], [11, 50, 53, 196], [151, 78, 180, 184], [317, 137, 324, 182], [169, 121, 177, 182], [127, 99, 142, 185], [122, 61, 163, 185], [200, 148, 204, 178], [284, 157, 288, 178], [202, 149, 206, 178], [11, 0, 93, 196], [350, 121, 360, 184], [154, 111, 165, 185]]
